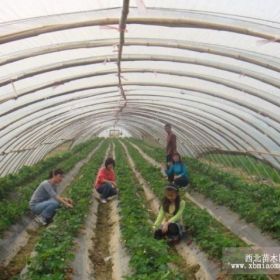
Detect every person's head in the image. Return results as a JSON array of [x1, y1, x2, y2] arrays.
[[164, 123, 172, 134], [105, 157, 115, 170], [162, 185, 180, 214], [172, 152, 182, 163], [49, 169, 64, 184]]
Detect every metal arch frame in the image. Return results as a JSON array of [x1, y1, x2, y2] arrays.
[[0, 38, 279, 72], [2, 77, 277, 147], [127, 93, 280, 147], [0, 92, 120, 133], [125, 98, 280, 167], [2, 66, 279, 146], [1, 100, 278, 173], [48, 109, 223, 157], [0, 108, 104, 171], [112, 114, 207, 154], [122, 105, 280, 167], [122, 104, 271, 157], [89, 119, 160, 143], [124, 106, 248, 151], [1, 54, 279, 91], [0, 112, 111, 174], [1, 106, 122, 168], [0, 87, 274, 157], [121, 108, 236, 151], [2, 79, 276, 154], [1, 54, 278, 144], [0, 99, 223, 174], [0, 6, 278, 173], [0, 120, 84, 174], [2, 67, 279, 114], [88, 111, 280, 168], [0, 7, 279, 44], [1, 83, 278, 160], [0, 105, 118, 158], [75, 116, 180, 152], [75, 116, 218, 158], [0, 93, 272, 165]]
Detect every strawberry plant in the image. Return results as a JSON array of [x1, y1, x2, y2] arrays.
[[114, 141, 185, 280], [124, 141, 246, 260], [0, 138, 102, 200], [24, 140, 108, 279], [0, 138, 102, 236], [126, 140, 270, 279], [129, 139, 280, 239]]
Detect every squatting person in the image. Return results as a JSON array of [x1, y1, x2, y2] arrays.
[[165, 152, 189, 188], [153, 185, 185, 244], [94, 157, 118, 204], [29, 169, 73, 225]]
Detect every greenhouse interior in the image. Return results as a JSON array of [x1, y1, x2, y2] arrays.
[[0, 0, 280, 279]]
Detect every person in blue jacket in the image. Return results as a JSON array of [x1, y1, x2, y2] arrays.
[[165, 152, 189, 188]]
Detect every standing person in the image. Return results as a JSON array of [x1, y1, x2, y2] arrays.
[[29, 169, 74, 226], [153, 185, 185, 245], [164, 123, 177, 181], [94, 157, 117, 204], [165, 152, 189, 188]]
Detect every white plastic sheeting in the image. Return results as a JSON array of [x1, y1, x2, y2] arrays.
[[0, 0, 280, 174]]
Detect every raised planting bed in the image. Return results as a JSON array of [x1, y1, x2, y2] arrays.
[[0, 139, 102, 236], [22, 141, 108, 280], [114, 141, 186, 280]]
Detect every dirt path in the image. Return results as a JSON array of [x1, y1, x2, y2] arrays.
[[90, 202, 114, 280], [0, 141, 104, 279], [121, 141, 220, 280], [79, 144, 130, 280], [110, 143, 131, 280]]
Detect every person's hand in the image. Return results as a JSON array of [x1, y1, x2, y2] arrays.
[[162, 222, 169, 233], [65, 202, 73, 208], [65, 198, 73, 204], [174, 175, 180, 179]]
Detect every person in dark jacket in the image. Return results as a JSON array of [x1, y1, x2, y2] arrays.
[[164, 123, 177, 181]]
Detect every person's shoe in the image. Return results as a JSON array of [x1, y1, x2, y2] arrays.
[[167, 236, 180, 246], [34, 215, 47, 226], [100, 198, 107, 204]]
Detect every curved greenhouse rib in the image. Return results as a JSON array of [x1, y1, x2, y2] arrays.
[[1, 67, 278, 114], [1, 94, 278, 167], [1, 86, 279, 168], [0, 8, 279, 44], [1, 38, 279, 72], [124, 102, 280, 156], [1, 88, 277, 150], [1, 54, 279, 95], [2, 80, 278, 131]]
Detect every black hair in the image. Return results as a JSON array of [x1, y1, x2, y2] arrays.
[[105, 157, 115, 168], [162, 185, 180, 215], [172, 152, 182, 163], [48, 169, 64, 179], [164, 123, 171, 128]]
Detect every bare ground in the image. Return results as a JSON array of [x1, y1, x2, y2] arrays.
[[90, 202, 113, 280]]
